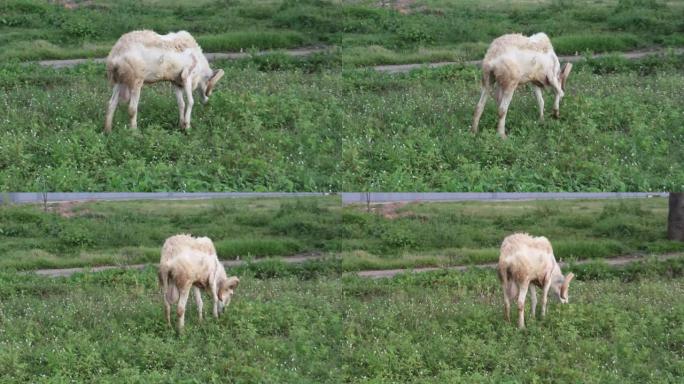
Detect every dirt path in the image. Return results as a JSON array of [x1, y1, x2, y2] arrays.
[[33, 253, 323, 278], [32, 251, 683, 278], [36, 47, 329, 69]]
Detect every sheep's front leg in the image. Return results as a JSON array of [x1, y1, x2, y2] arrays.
[[128, 81, 143, 130], [104, 84, 121, 133], [182, 78, 194, 130], [471, 87, 488, 134], [529, 285, 538, 319], [496, 85, 516, 139], [550, 78, 564, 119], [212, 284, 220, 319], [541, 281, 552, 317], [517, 280, 530, 329], [176, 285, 191, 333], [174, 86, 186, 129], [193, 287, 204, 322], [532, 85, 544, 122]]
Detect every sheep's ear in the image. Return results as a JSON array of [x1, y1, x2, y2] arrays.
[[561, 272, 575, 298], [560, 63, 573, 90], [207, 69, 224, 93]]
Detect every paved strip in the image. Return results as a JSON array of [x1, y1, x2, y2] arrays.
[[36, 47, 328, 69], [352, 252, 684, 279], [33, 254, 324, 278], [341, 192, 668, 205], [3, 192, 329, 204], [373, 48, 684, 74], [371, 48, 684, 74]]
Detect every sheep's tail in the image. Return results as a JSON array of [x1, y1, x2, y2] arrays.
[[106, 59, 130, 102], [158, 267, 179, 304], [481, 65, 496, 100], [106, 59, 117, 85]]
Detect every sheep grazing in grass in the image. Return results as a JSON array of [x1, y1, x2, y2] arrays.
[[158, 234, 239, 333], [104, 30, 224, 133], [498, 233, 575, 329], [471, 33, 573, 138]]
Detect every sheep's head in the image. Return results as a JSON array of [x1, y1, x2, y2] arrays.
[[217, 276, 239, 313], [198, 69, 225, 104], [551, 272, 575, 304]]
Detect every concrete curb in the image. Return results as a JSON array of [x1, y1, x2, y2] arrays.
[[2, 192, 668, 205], [340, 192, 668, 205]]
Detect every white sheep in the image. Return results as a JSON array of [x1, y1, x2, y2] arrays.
[[471, 33, 573, 138], [104, 30, 224, 133], [498, 233, 575, 328], [158, 234, 239, 332]]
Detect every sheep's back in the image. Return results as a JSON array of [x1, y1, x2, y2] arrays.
[[108, 30, 199, 59], [483, 33, 554, 64], [161, 234, 217, 264]]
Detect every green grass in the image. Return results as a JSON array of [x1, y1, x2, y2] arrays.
[[0, 259, 683, 382], [1, 54, 683, 192], [1, 0, 682, 63], [1, 197, 682, 271]]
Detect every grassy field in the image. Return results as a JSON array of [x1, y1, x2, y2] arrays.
[[1, 54, 683, 192], [337, 56, 684, 191], [1, 260, 683, 382], [2, 0, 683, 63], [1, 196, 682, 271], [1, 60, 343, 192]]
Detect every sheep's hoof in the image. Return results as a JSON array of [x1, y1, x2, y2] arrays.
[[552, 110, 560, 119]]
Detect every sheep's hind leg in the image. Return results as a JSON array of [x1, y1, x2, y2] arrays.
[[496, 85, 516, 139], [104, 84, 121, 133], [471, 87, 488, 134], [176, 285, 191, 333], [500, 270, 514, 323], [163, 295, 171, 327], [516, 280, 530, 329]]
